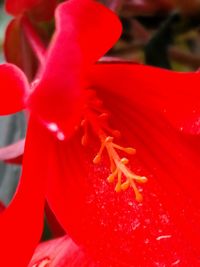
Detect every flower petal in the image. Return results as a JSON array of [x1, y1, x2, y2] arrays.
[[29, 235, 96, 267], [28, 0, 122, 138], [0, 139, 24, 164], [4, 19, 39, 80], [5, 0, 57, 21], [50, 0, 122, 67], [0, 118, 49, 266], [5, 0, 41, 16], [46, 63, 200, 265], [0, 63, 29, 115], [89, 62, 200, 135]]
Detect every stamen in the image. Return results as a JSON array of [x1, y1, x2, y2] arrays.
[[93, 135, 147, 201], [81, 89, 147, 201], [93, 139, 106, 164], [112, 144, 136, 154]]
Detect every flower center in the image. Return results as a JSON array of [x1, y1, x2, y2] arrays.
[[81, 90, 147, 202]]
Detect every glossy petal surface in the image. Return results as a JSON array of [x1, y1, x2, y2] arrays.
[[28, 0, 122, 138], [46, 64, 200, 266], [0, 63, 29, 115], [0, 118, 48, 266]]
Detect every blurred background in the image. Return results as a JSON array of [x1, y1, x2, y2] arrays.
[[0, 0, 200, 206]]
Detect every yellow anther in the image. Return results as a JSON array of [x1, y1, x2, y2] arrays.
[[115, 183, 121, 192], [105, 136, 113, 143], [93, 154, 101, 164], [129, 179, 143, 202], [107, 174, 115, 183], [124, 147, 136, 154], [121, 158, 129, 164], [138, 176, 148, 183], [131, 175, 148, 183], [107, 168, 118, 183], [121, 181, 130, 191], [135, 191, 143, 203], [112, 143, 136, 155]]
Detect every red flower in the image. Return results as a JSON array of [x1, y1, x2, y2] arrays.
[[0, 0, 200, 266]]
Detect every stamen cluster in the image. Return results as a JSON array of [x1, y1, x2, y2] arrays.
[[81, 90, 147, 201]]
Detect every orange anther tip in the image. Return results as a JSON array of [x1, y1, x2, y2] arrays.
[[121, 181, 130, 191], [107, 174, 115, 183], [136, 193, 143, 202], [137, 176, 148, 184], [105, 136, 113, 143], [121, 157, 129, 164], [93, 154, 101, 164], [115, 183, 121, 192], [141, 176, 148, 183], [125, 147, 136, 154]]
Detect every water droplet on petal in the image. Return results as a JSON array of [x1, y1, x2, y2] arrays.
[[57, 131, 65, 141], [47, 123, 59, 132]]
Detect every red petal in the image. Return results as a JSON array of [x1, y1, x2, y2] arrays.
[[89, 62, 200, 135], [50, 0, 122, 67], [5, 0, 41, 16], [4, 19, 39, 80], [0, 63, 29, 115], [46, 64, 200, 265], [5, 0, 57, 20], [5, 0, 57, 21], [29, 235, 96, 267], [0, 139, 24, 164], [0, 118, 49, 266], [28, 0, 121, 138]]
